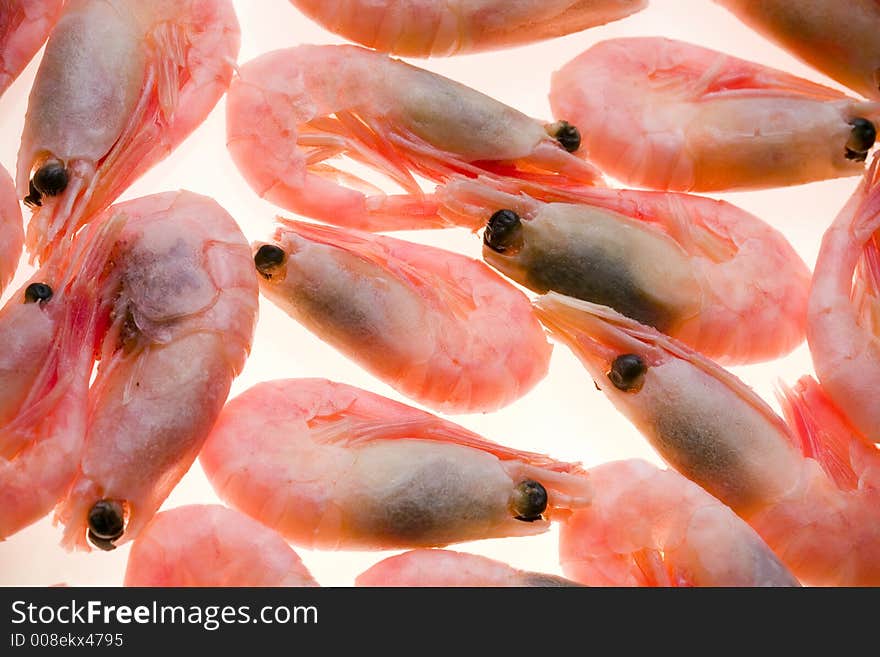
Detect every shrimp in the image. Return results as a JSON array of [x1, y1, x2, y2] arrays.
[[226, 44, 602, 232], [439, 177, 810, 364], [534, 294, 880, 585], [0, 0, 64, 97], [356, 549, 581, 587], [254, 219, 552, 414], [714, 0, 880, 101], [288, 0, 647, 58], [0, 164, 24, 296], [17, 0, 240, 263], [199, 379, 593, 551], [56, 190, 259, 552], [561, 460, 799, 587], [549, 37, 880, 192], [1, 215, 124, 540], [124, 505, 319, 587], [808, 159, 880, 443]]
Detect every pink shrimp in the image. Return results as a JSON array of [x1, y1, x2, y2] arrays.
[[288, 0, 647, 58], [714, 0, 880, 101], [226, 45, 602, 232], [0, 164, 24, 295], [561, 460, 799, 587], [534, 294, 880, 585], [356, 549, 581, 587], [0, 215, 124, 540], [254, 219, 552, 414], [549, 37, 880, 192], [439, 177, 810, 364], [56, 191, 258, 552], [199, 379, 593, 551], [0, 0, 63, 97], [17, 0, 240, 263], [808, 159, 880, 443], [124, 505, 319, 587]]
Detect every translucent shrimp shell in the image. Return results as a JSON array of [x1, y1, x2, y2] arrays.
[[0, 165, 24, 295], [550, 37, 880, 191], [0, 0, 64, 96], [289, 0, 647, 57], [124, 505, 319, 587], [200, 379, 593, 551], [257, 220, 552, 414]]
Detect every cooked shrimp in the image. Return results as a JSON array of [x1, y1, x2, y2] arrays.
[[254, 219, 552, 414], [226, 44, 602, 232], [289, 0, 647, 58], [56, 191, 259, 552], [356, 549, 581, 587], [549, 37, 880, 191], [17, 0, 240, 263], [124, 505, 319, 587], [200, 379, 593, 550], [439, 177, 810, 364], [714, 0, 880, 101], [0, 0, 63, 97], [561, 460, 798, 587], [0, 165, 24, 295], [1, 215, 124, 540], [535, 294, 880, 585], [808, 159, 880, 443]]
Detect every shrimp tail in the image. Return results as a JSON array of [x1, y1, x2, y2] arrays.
[[776, 376, 873, 491]]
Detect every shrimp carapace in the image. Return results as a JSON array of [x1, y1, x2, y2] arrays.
[[550, 37, 880, 191], [226, 45, 603, 232], [17, 0, 241, 263], [256, 219, 552, 414], [200, 379, 593, 550]]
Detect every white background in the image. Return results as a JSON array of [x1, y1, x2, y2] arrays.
[[0, 0, 863, 586]]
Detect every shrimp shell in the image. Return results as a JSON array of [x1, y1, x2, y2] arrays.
[[0, 164, 24, 295], [0, 0, 64, 97]]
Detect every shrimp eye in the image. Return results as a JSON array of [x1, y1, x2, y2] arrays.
[[23, 180, 42, 209], [549, 120, 582, 153], [254, 244, 286, 279], [846, 118, 876, 161], [24, 283, 53, 304], [608, 354, 648, 392], [484, 210, 523, 254], [87, 499, 125, 551], [32, 161, 69, 197], [510, 480, 548, 522]]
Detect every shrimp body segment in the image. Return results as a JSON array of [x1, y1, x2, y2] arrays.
[[356, 549, 581, 587], [125, 505, 319, 587], [714, 0, 880, 101], [0, 0, 64, 97], [289, 0, 647, 58], [560, 460, 799, 587], [226, 45, 602, 232], [550, 37, 880, 192], [200, 379, 593, 551], [535, 294, 880, 585], [255, 219, 552, 414], [440, 178, 810, 364], [808, 160, 880, 442], [17, 0, 240, 263], [0, 216, 124, 540], [57, 191, 259, 552], [0, 165, 24, 295]]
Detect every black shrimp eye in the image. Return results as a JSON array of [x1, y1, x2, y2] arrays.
[[87, 500, 126, 551], [484, 209, 523, 254], [24, 282, 53, 304], [510, 480, 549, 522], [608, 353, 648, 393], [846, 118, 876, 161], [31, 160, 69, 197], [254, 244, 286, 279], [23, 179, 42, 209], [549, 120, 582, 153]]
